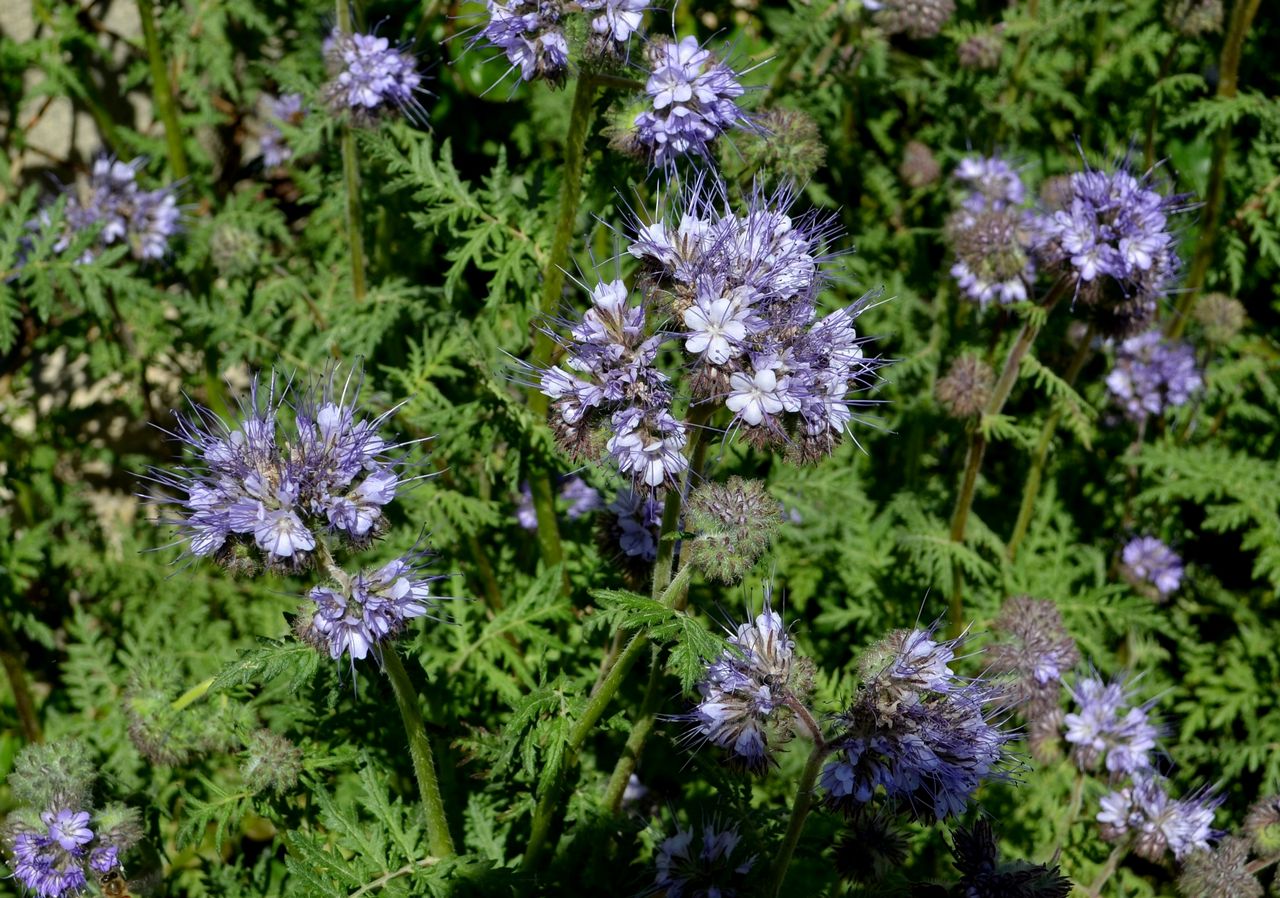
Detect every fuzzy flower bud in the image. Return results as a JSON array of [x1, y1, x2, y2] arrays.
[[241, 729, 304, 795], [7, 742, 95, 813], [948, 819, 1072, 898], [1177, 836, 1262, 898], [957, 29, 1003, 71], [900, 140, 941, 189], [868, 0, 956, 39], [740, 108, 827, 185], [1193, 292, 1245, 346], [686, 477, 779, 583], [1164, 0, 1224, 36], [653, 819, 757, 897], [1243, 794, 1280, 855], [832, 817, 907, 885], [936, 354, 994, 418], [987, 596, 1079, 722]]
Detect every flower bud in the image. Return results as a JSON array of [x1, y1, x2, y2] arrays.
[[1193, 292, 1245, 346], [92, 803, 144, 853], [209, 223, 263, 279], [739, 108, 827, 185], [832, 816, 907, 884], [1244, 794, 1280, 855], [1165, 0, 1223, 36], [241, 729, 303, 795], [873, 0, 956, 39], [686, 477, 780, 583], [8, 741, 95, 812], [900, 140, 940, 189], [957, 30, 1002, 70], [936, 354, 994, 418], [1177, 836, 1261, 898]]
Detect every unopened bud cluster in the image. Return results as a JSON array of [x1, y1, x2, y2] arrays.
[[686, 477, 779, 583]]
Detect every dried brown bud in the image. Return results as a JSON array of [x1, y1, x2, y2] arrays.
[[900, 140, 941, 189], [936, 354, 994, 418], [957, 31, 1002, 70]]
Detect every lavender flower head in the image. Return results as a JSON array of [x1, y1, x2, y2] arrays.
[[605, 487, 663, 561], [652, 819, 756, 897], [2, 804, 133, 898], [323, 30, 425, 122], [1098, 773, 1221, 861], [299, 551, 443, 662], [514, 476, 600, 530], [821, 628, 1012, 820], [988, 596, 1079, 712], [43, 156, 180, 263], [684, 595, 812, 772], [633, 36, 749, 168], [1063, 673, 1158, 775], [948, 156, 1036, 307], [476, 0, 570, 86], [260, 93, 305, 168], [581, 0, 648, 57], [1121, 535, 1184, 599], [1105, 329, 1202, 423], [150, 369, 419, 572], [1037, 156, 1191, 337]]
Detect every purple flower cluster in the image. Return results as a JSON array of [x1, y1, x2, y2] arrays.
[[1105, 329, 1202, 422], [301, 554, 440, 662], [947, 156, 1036, 307], [260, 93, 305, 168], [6, 809, 120, 898], [1063, 674, 1158, 774], [1037, 158, 1189, 336], [1098, 773, 1221, 861], [1122, 535, 1184, 599], [686, 600, 801, 772], [608, 487, 663, 560], [45, 156, 180, 263], [634, 36, 748, 167], [151, 370, 414, 570], [653, 820, 756, 898], [987, 596, 1079, 760], [323, 31, 424, 121], [514, 475, 601, 530], [581, 0, 647, 54], [478, 0, 570, 85], [821, 629, 1011, 820]]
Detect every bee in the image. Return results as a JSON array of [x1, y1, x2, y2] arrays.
[[99, 869, 133, 898]]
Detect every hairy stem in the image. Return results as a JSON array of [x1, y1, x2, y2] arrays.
[[0, 613, 41, 743], [1085, 844, 1127, 898], [1007, 328, 1095, 561], [1167, 0, 1261, 340], [948, 279, 1068, 634], [768, 739, 828, 897], [1047, 768, 1085, 861], [337, 0, 368, 303], [526, 76, 598, 574], [136, 0, 189, 180], [382, 647, 455, 858]]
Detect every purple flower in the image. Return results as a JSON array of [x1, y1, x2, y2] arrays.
[[608, 487, 663, 560], [987, 596, 1079, 722], [6, 808, 94, 898], [149, 369, 416, 570], [684, 596, 803, 772], [323, 31, 425, 121], [954, 155, 1026, 213], [302, 552, 442, 662], [260, 93, 305, 167], [41, 155, 180, 263], [634, 36, 748, 167], [476, 0, 570, 85], [1037, 156, 1191, 336], [1105, 329, 1202, 422], [653, 820, 756, 898], [1098, 774, 1221, 861], [514, 476, 599, 530], [947, 156, 1038, 307], [1063, 673, 1158, 775], [1122, 536, 1184, 598], [821, 628, 1012, 820], [580, 0, 647, 50], [88, 845, 118, 874]]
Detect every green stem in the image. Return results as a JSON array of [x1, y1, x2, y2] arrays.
[[1085, 844, 1127, 898], [948, 280, 1067, 634], [1048, 769, 1085, 861], [0, 613, 42, 743], [767, 739, 827, 897], [526, 76, 597, 574], [337, 0, 367, 303], [1007, 327, 1095, 561], [136, 0, 188, 180], [382, 647, 455, 858], [1167, 0, 1260, 340], [600, 645, 663, 812], [1245, 852, 1280, 876], [171, 677, 215, 712]]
